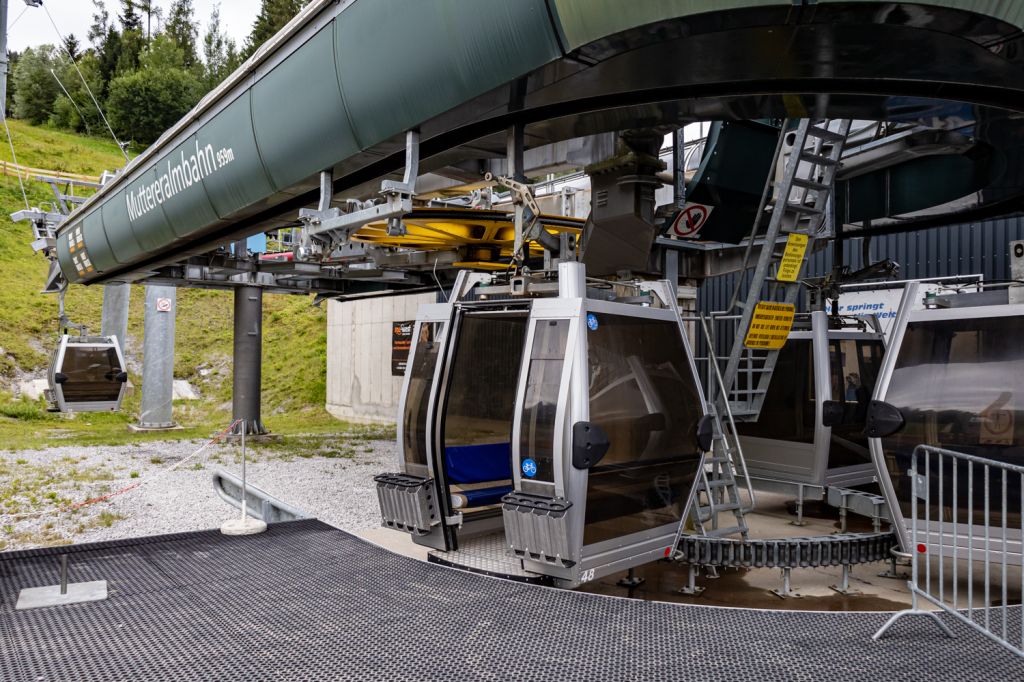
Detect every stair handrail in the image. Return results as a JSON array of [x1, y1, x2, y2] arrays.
[[699, 314, 756, 514]]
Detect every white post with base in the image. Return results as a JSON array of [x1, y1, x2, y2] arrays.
[[220, 419, 268, 536], [16, 554, 108, 610]]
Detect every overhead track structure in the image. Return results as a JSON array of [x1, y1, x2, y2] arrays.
[[43, 0, 1024, 292]]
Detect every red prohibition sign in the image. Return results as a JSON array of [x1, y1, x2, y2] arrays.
[[671, 204, 709, 237]]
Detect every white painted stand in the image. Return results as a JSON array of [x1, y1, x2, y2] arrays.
[[16, 555, 108, 610], [220, 419, 267, 536]]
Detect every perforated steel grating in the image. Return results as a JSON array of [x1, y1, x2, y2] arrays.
[[1, 520, 1020, 680]]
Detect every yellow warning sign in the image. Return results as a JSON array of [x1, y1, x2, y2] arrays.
[[744, 302, 796, 349], [777, 233, 809, 282]]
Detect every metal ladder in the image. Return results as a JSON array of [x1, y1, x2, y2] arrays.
[[688, 315, 755, 540], [720, 118, 853, 421]]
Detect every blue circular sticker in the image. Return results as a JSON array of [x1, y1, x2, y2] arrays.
[[521, 458, 538, 478], [586, 313, 599, 331]]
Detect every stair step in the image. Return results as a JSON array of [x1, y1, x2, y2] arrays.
[[783, 202, 824, 216], [703, 455, 732, 464], [698, 502, 742, 514], [806, 126, 846, 143], [799, 151, 838, 167], [791, 176, 830, 192], [704, 479, 732, 489], [704, 526, 746, 538]]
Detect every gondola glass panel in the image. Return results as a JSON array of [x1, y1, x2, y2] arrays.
[[827, 338, 883, 468], [441, 312, 528, 512], [49, 336, 127, 412], [402, 321, 444, 477], [881, 315, 1023, 529], [737, 339, 815, 444], [583, 314, 704, 545], [518, 319, 569, 489], [60, 347, 123, 402]]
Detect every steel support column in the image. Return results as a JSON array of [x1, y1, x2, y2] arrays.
[[101, 283, 130, 350], [232, 286, 266, 435], [135, 285, 177, 429]]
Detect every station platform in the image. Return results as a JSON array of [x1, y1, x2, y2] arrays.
[[1, 519, 1019, 680]]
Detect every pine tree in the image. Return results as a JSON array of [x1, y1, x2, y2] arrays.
[[202, 4, 240, 88], [165, 0, 199, 70], [89, 0, 111, 48], [242, 0, 309, 59], [62, 34, 81, 61], [12, 46, 61, 124], [119, 0, 143, 33]]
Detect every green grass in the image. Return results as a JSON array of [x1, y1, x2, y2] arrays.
[[0, 120, 337, 448]]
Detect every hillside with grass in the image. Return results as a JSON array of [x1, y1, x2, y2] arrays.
[[0, 120, 336, 447]]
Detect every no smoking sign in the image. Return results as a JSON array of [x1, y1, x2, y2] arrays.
[[155, 297, 173, 313]]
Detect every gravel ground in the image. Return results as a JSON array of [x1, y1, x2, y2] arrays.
[[0, 434, 400, 551]]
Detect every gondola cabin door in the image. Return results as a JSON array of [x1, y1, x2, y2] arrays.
[[505, 263, 709, 587]]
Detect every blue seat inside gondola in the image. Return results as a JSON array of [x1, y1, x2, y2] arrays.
[[444, 442, 513, 507]]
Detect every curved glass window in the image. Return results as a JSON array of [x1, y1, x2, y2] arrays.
[[881, 316, 1024, 527], [440, 311, 528, 506], [735, 339, 814, 444], [402, 321, 444, 476], [518, 319, 570, 485], [60, 346, 123, 403], [827, 338, 884, 468], [583, 314, 704, 545]]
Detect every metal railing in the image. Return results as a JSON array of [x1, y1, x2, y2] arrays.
[[874, 445, 1024, 658]]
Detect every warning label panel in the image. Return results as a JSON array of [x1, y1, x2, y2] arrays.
[[776, 233, 809, 282], [743, 302, 796, 349]]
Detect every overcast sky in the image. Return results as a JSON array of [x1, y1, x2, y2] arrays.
[[6, 0, 262, 54]]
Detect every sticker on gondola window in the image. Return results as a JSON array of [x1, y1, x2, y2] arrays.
[[522, 458, 538, 478], [586, 313, 599, 331]]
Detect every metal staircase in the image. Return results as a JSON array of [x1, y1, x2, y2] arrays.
[[679, 119, 853, 541], [721, 118, 853, 421], [691, 400, 752, 539], [681, 316, 756, 541]]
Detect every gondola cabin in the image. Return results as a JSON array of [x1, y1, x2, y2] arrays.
[[46, 335, 128, 413], [869, 282, 1023, 562], [737, 310, 886, 492], [376, 263, 710, 588]]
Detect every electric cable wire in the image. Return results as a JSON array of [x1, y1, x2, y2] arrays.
[[1, 109, 30, 210], [41, 2, 128, 162], [49, 66, 91, 135], [7, 4, 29, 30]]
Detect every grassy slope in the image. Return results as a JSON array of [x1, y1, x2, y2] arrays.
[[0, 121, 342, 448]]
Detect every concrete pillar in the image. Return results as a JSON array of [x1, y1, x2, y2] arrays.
[[101, 283, 130, 350], [135, 285, 177, 430], [232, 286, 267, 435]]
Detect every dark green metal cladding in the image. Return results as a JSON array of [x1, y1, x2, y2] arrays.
[[252, 28, 358, 191], [548, 0, 1024, 50], [160, 134, 224, 238], [100, 196, 146, 266], [197, 92, 275, 220], [51, 0, 1024, 285], [685, 121, 779, 244], [838, 153, 994, 224], [334, 0, 561, 146]]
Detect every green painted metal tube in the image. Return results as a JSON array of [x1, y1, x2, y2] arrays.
[[55, 1, 1024, 285]]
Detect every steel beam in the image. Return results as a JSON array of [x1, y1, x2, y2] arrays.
[[135, 285, 177, 430], [232, 286, 267, 435], [101, 283, 130, 352]]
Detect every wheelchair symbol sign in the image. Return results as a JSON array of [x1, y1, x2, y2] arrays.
[[522, 458, 538, 478]]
